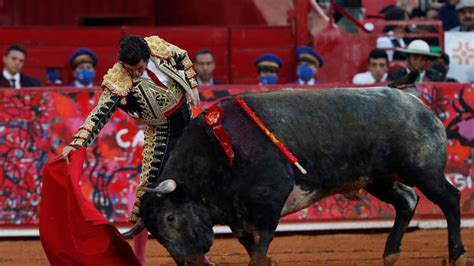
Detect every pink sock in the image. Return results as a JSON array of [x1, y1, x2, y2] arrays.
[[133, 228, 148, 266], [203, 255, 215, 265]]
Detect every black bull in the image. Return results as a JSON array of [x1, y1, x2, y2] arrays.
[[138, 87, 467, 265]]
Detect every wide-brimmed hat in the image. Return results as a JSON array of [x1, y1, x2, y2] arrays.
[[457, 0, 474, 11], [396, 40, 440, 57]]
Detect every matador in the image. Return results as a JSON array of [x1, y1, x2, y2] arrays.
[[62, 35, 199, 223]]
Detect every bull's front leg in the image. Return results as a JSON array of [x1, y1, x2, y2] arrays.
[[248, 232, 276, 266], [235, 228, 276, 266], [231, 172, 292, 265]]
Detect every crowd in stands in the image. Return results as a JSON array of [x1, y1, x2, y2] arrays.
[[1, 0, 472, 89]]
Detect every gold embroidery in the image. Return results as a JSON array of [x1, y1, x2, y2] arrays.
[[131, 73, 184, 125], [102, 63, 133, 97], [75, 128, 92, 139], [145, 36, 172, 60], [182, 56, 193, 71], [166, 43, 198, 90], [70, 89, 118, 147], [185, 67, 197, 79], [158, 61, 194, 96], [140, 79, 168, 122], [132, 85, 156, 121], [189, 76, 198, 88], [130, 124, 170, 222]]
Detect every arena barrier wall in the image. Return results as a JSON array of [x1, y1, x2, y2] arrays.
[[1, 83, 473, 236]]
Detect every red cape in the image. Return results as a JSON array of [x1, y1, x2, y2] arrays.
[[39, 148, 140, 266]]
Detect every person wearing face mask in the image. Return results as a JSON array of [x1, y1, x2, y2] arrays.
[[254, 53, 283, 85], [60, 36, 214, 266], [294, 45, 324, 85], [69, 48, 97, 88]]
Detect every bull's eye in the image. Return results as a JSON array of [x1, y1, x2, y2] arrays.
[[166, 214, 176, 223]]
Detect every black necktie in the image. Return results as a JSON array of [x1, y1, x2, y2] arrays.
[[10, 78, 16, 88]]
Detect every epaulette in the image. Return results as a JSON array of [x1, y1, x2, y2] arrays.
[[145, 36, 172, 60], [101, 63, 133, 96]]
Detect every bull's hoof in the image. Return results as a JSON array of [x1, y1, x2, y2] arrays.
[[383, 253, 400, 266], [249, 256, 275, 266], [452, 253, 468, 266]]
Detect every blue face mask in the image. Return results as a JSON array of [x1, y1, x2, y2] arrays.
[[76, 69, 95, 86], [259, 75, 278, 85], [297, 65, 314, 82]]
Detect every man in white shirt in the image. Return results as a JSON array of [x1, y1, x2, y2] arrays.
[[352, 49, 388, 85], [1, 44, 40, 88]]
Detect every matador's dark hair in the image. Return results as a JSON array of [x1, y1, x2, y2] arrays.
[[118, 35, 151, 65]]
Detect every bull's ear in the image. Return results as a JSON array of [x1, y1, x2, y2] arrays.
[[144, 179, 177, 195]]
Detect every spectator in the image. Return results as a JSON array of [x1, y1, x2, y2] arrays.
[[376, 6, 409, 61], [0, 44, 40, 88], [438, 0, 461, 30], [408, 6, 440, 46], [254, 53, 282, 85], [69, 48, 97, 88], [352, 49, 389, 84], [295, 45, 323, 85], [193, 49, 220, 85], [388, 39, 443, 82], [449, 0, 474, 32]]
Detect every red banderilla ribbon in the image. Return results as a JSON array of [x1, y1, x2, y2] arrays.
[[235, 96, 307, 175], [204, 104, 235, 164]]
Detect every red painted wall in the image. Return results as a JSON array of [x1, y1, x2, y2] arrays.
[[155, 0, 267, 26], [0, 0, 156, 26], [362, 0, 397, 17], [0, 0, 269, 27], [0, 26, 295, 86]]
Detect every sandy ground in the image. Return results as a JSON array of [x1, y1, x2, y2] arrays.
[[0, 228, 473, 265]]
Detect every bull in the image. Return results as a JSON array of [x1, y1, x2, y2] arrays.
[[130, 87, 467, 265]]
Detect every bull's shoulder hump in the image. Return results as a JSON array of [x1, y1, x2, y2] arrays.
[[239, 87, 394, 100]]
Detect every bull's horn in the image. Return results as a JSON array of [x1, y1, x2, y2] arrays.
[[144, 179, 177, 194], [122, 218, 145, 238]]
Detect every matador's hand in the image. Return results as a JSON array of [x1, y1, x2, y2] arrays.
[[187, 87, 200, 108], [61, 145, 77, 164]]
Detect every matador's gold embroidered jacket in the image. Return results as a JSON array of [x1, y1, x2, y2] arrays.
[[68, 36, 198, 221], [69, 35, 197, 148]]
